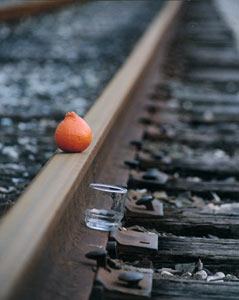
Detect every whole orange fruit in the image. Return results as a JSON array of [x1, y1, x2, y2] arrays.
[[55, 111, 93, 152]]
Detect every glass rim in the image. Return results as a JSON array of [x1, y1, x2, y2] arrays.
[[89, 183, 127, 194]]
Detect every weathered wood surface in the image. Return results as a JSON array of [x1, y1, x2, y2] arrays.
[[128, 174, 239, 197], [147, 102, 239, 118], [143, 112, 239, 125], [137, 155, 239, 179], [0, 1, 183, 299], [186, 69, 239, 83], [141, 115, 239, 134], [118, 235, 239, 272], [144, 129, 239, 149], [185, 54, 239, 69], [0, 0, 76, 21], [152, 279, 239, 300], [147, 101, 239, 112], [96, 278, 239, 300], [126, 208, 239, 238], [92, 276, 239, 300], [175, 89, 239, 102], [150, 86, 239, 105], [182, 40, 233, 49]]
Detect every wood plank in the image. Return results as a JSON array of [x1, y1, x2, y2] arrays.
[[147, 102, 239, 116], [144, 127, 239, 148], [148, 101, 239, 112], [0, 1, 183, 299], [152, 279, 239, 300], [118, 235, 239, 273], [126, 208, 239, 239], [128, 174, 239, 197], [144, 112, 239, 125], [187, 69, 239, 83], [185, 54, 239, 69], [173, 91, 239, 105], [150, 94, 239, 106], [137, 155, 239, 179]]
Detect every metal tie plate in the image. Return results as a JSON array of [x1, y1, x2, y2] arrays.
[[110, 228, 158, 251], [95, 266, 153, 298]]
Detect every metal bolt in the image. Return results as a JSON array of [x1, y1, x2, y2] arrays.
[[153, 151, 164, 160], [118, 271, 144, 288], [136, 195, 154, 210], [139, 117, 152, 125], [130, 140, 142, 149], [147, 104, 157, 114], [143, 168, 159, 180], [124, 159, 140, 169], [106, 241, 118, 259], [143, 168, 169, 183], [85, 249, 107, 268], [107, 258, 121, 269]]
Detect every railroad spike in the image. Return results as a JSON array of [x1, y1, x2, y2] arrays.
[[142, 168, 169, 183], [85, 249, 107, 269], [124, 159, 140, 169], [136, 195, 154, 210], [130, 140, 143, 149], [118, 271, 144, 288], [106, 241, 118, 259]]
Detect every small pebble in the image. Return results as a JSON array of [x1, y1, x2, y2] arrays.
[[207, 272, 225, 282], [194, 259, 203, 272], [157, 268, 178, 274], [215, 272, 225, 279], [225, 274, 239, 281], [194, 270, 207, 280], [203, 111, 214, 121], [143, 168, 169, 183], [203, 267, 213, 276], [182, 272, 192, 279], [2, 146, 19, 160], [161, 270, 174, 277], [211, 192, 221, 203]]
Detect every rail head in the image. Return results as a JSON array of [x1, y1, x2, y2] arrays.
[[0, 0, 77, 21], [0, 1, 183, 299]]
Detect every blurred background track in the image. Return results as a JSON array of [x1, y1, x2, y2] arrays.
[[0, 0, 76, 21], [0, 0, 163, 214]]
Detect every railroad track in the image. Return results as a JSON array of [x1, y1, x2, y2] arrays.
[[0, 0, 162, 216], [0, 0, 76, 21], [1, 0, 239, 299]]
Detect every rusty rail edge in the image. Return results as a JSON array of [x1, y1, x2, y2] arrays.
[[0, 0, 77, 21], [0, 1, 182, 299]]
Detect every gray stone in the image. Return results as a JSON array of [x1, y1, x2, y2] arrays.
[[143, 169, 169, 183], [194, 270, 207, 280], [161, 270, 174, 277], [194, 259, 203, 272], [182, 272, 192, 279], [225, 274, 239, 281], [207, 272, 225, 282]]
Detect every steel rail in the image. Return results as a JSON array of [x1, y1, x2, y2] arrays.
[[0, 1, 182, 299], [0, 0, 76, 21]]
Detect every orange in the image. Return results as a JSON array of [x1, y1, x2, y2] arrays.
[[55, 111, 93, 152]]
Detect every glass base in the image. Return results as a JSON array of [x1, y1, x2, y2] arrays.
[[85, 208, 122, 232]]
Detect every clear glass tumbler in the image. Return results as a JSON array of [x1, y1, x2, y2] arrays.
[[85, 183, 127, 231]]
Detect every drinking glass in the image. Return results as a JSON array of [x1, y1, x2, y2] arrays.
[[85, 183, 127, 231]]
